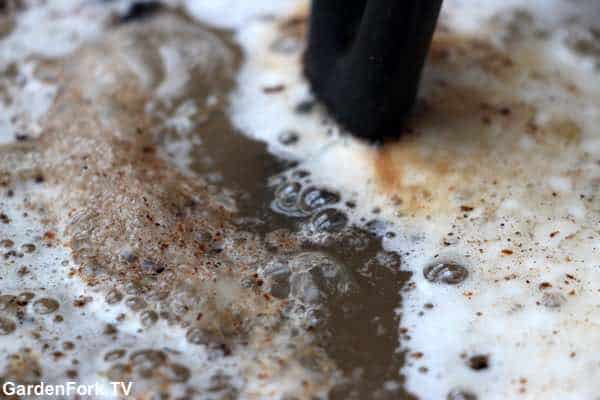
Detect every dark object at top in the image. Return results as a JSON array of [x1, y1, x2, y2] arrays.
[[118, 1, 163, 24], [305, 0, 443, 140]]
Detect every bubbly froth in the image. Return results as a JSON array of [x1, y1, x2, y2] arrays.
[[230, 0, 600, 398], [3, 0, 600, 399]]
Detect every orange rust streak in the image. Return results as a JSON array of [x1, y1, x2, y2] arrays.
[[370, 23, 556, 217], [375, 145, 399, 189]]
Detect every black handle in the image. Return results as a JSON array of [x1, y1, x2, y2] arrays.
[[305, 0, 443, 140]]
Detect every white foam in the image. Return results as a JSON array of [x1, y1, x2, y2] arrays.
[[0, 0, 116, 144], [183, 0, 298, 30], [0, 0, 109, 66]]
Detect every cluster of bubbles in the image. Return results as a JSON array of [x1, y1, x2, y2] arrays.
[[104, 348, 191, 389], [423, 261, 469, 285], [259, 251, 356, 323], [271, 171, 349, 234], [104, 287, 162, 328], [103, 346, 238, 397], [0, 292, 61, 335], [2, 238, 36, 260]]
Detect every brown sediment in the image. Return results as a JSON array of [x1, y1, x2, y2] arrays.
[[0, 15, 13, 40]]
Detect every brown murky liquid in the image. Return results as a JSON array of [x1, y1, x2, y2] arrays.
[[197, 108, 413, 400]]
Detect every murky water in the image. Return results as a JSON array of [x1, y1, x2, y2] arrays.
[[211, 130, 413, 400], [191, 135, 411, 397]]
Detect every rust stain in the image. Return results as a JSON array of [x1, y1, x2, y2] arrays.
[[278, 2, 309, 40], [375, 145, 399, 189], [372, 25, 584, 217]]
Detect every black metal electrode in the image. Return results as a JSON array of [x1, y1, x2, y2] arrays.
[[305, 0, 443, 140]]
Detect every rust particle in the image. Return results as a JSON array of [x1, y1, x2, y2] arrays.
[[262, 84, 285, 94]]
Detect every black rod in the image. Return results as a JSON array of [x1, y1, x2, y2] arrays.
[[305, 0, 443, 140]]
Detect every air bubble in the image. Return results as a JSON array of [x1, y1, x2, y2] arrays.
[[106, 289, 123, 305], [0, 295, 16, 312], [310, 209, 348, 232], [299, 187, 340, 213], [272, 181, 305, 217], [130, 349, 167, 370], [276, 182, 301, 204], [447, 389, 477, 400], [106, 363, 131, 381], [0, 316, 16, 335], [104, 349, 126, 362], [16, 292, 35, 306], [261, 259, 291, 299], [21, 243, 36, 253], [186, 327, 207, 345], [295, 100, 315, 114], [32, 298, 59, 314], [541, 292, 566, 309], [288, 252, 355, 305], [140, 310, 158, 327], [125, 296, 147, 311], [166, 363, 190, 383], [124, 281, 146, 295], [423, 261, 468, 285], [291, 169, 310, 179], [278, 130, 300, 146]]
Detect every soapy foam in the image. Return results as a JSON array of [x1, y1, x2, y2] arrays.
[[0, 0, 119, 145], [183, 0, 298, 30], [229, 0, 600, 398], [4, 0, 600, 399]]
